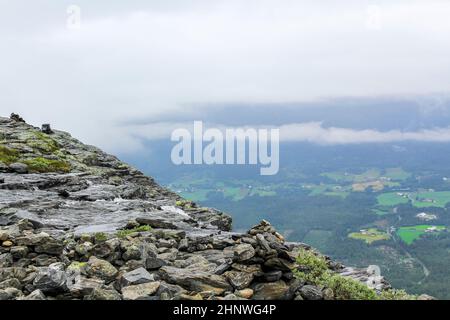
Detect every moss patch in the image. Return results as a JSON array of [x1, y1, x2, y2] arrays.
[[26, 132, 60, 154], [294, 249, 416, 300], [0, 145, 19, 164], [23, 157, 71, 173], [116, 225, 152, 239]]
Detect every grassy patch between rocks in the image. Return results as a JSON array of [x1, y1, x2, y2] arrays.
[[23, 157, 71, 173], [294, 249, 416, 300], [116, 225, 152, 238], [0, 145, 20, 164]]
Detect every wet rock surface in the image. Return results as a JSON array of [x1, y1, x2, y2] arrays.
[[0, 116, 400, 300]]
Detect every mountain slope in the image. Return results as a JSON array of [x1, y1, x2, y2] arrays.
[[0, 114, 431, 300]]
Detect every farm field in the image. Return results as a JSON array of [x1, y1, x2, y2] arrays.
[[348, 228, 390, 244], [396, 225, 446, 245]]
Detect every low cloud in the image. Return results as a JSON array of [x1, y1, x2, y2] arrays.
[[124, 121, 450, 146], [279, 122, 450, 144]]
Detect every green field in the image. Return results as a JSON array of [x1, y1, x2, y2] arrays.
[[348, 228, 390, 244], [396, 225, 446, 245], [412, 191, 450, 208], [377, 192, 410, 206]]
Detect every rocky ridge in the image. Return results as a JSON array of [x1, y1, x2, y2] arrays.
[[0, 115, 431, 300]]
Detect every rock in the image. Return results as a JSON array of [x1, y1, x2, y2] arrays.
[[252, 281, 289, 300], [68, 276, 104, 297], [84, 288, 122, 300], [35, 238, 64, 255], [323, 288, 334, 300], [75, 242, 94, 256], [2, 241, 13, 248], [122, 281, 161, 300], [136, 217, 178, 230], [0, 278, 22, 290], [263, 271, 283, 282], [159, 266, 232, 295], [224, 271, 254, 290], [33, 264, 68, 294], [10, 113, 25, 122], [86, 256, 118, 282], [417, 294, 436, 300], [118, 267, 154, 289], [10, 246, 29, 259], [122, 244, 142, 261], [145, 256, 167, 270], [0, 253, 13, 268], [299, 285, 323, 300], [156, 281, 187, 299], [9, 163, 28, 174], [0, 287, 22, 300], [264, 258, 295, 272], [23, 289, 46, 300], [236, 288, 254, 299], [233, 244, 255, 262]]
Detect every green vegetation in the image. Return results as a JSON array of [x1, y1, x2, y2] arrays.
[[412, 191, 450, 208], [396, 225, 446, 245], [94, 232, 108, 242], [23, 157, 71, 173], [294, 249, 378, 300], [0, 145, 19, 164], [116, 225, 152, 238], [294, 249, 416, 300], [27, 132, 60, 154], [377, 192, 409, 206], [348, 228, 390, 244]]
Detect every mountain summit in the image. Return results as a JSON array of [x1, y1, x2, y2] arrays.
[[0, 114, 431, 300]]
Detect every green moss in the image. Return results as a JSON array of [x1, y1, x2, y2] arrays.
[[379, 289, 417, 300], [116, 225, 152, 239], [0, 145, 19, 164], [67, 261, 88, 271], [27, 132, 60, 154], [294, 249, 414, 300], [94, 232, 108, 242], [23, 157, 71, 173]]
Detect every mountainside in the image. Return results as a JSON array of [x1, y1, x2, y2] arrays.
[[0, 114, 431, 300]]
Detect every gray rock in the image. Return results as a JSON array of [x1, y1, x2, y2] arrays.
[[224, 271, 254, 290], [33, 264, 68, 294], [122, 281, 161, 300], [252, 281, 289, 300], [23, 289, 46, 300], [0, 278, 22, 290], [233, 244, 255, 262], [0, 253, 13, 268], [159, 266, 232, 295], [145, 256, 167, 270], [9, 163, 28, 174], [10, 246, 29, 259], [84, 288, 122, 300], [68, 275, 104, 297], [299, 285, 323, 300], [118, 267, 154, 289], [86, 256, 118, 282], [263, 271, 283, 282]]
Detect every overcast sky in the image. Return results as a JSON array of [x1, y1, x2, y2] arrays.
[[1, 1, 450, 152]]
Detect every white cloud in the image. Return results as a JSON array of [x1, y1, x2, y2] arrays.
[[1, 1, 450, 151], [125, 121, 450, 145]]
